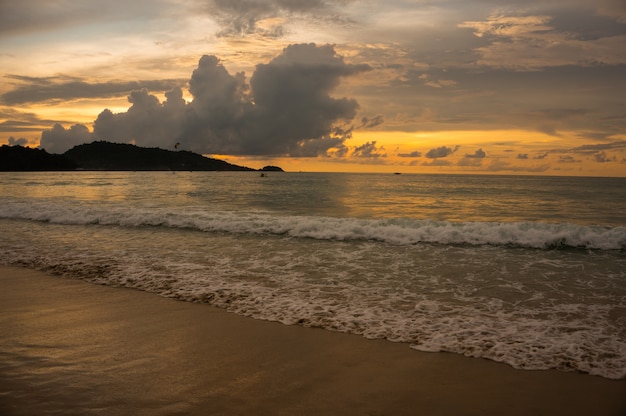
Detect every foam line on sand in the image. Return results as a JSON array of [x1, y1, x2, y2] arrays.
[[1, 266, 624, 415]]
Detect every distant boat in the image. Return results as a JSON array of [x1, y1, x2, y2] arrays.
[[394, 172, 402, 175]]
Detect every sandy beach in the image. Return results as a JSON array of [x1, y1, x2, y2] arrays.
[[1, 266, 624, 416]]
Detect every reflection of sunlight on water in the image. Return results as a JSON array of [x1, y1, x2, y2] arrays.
[[334, 173, 536, 222], [3, 171, 625, 225], [334, 173, 626, 224], [3, 171, 208, 203]]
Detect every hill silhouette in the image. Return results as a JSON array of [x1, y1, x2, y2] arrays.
[[63, 141, 256, 171], [1, 142, 283, 172], [0, 145, 78, 171]]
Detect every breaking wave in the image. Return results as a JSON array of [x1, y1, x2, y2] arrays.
[[1, 198, 624, 250]]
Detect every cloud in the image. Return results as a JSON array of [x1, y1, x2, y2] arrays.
[[464, 148, 486, 158], [0, 119, 42, 133], [425, 145, 459, 158], [8, 136, 28, 146], [39, 123, 92, 154], [1, 75, 184, 105], [570, 140, 626, 153], [243, 43, 369, 155], [202, 0, 345, 38], [457, 148, 486, 167], [593, 151, 615, 163], [351, 141, 386, 158], [94, 87, 187, 149], [422, 159, 452, 167], [457, 157, 483, 167], [0, 0, 170, 37], [5, 1, 624, 177], [487, 160, 550, 173], [398, 151, 422, 158], [0, 108, 68, 133], [532, 139, 626, 165], [460, 14, 553, 40], [41, 43, 370, 156], [418, 74, 458, 89], [558, 155, 581, 163], [359, 115, 384, 129], [460, 12, 626, 69], [595, 0, 626, 23]]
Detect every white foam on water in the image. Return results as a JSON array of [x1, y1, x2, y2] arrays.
[[1, 185, 625, 381], [1, 198, 624, 250]]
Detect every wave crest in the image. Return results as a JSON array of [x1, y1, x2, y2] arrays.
[[1, 199, 624, 250]]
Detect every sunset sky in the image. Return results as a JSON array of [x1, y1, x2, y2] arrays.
[[1, 0, 625, 176]]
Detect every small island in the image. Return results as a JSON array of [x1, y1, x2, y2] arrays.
[[0, 142, 284, 172]]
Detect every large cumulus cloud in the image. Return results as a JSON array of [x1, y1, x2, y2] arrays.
[[40, 123, 92, 154], [243, 43, 368, 155], [41, 43, 370, 156], [94, 87, 187, 149]]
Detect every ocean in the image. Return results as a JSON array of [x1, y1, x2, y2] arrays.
[[0, 171, 624, 379]]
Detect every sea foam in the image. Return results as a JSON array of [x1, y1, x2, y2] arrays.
[[1, 198, 624, 250]]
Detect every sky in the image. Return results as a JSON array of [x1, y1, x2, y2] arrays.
[[1, 0, 625, 176]]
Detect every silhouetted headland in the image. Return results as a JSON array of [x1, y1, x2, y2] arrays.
[[0, 145, 78, 171], [0, 142, 284, 172]]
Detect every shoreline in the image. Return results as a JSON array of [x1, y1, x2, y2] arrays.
[[1, 266, 624, 415]]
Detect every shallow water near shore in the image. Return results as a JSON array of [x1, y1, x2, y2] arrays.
[[1, 171, 625, 379]]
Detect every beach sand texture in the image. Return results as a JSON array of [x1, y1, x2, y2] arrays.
[[1, 266, 624, 416]]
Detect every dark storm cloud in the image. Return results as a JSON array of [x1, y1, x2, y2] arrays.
[[42, 44, 369, 155], [1, 75, 185, 105]]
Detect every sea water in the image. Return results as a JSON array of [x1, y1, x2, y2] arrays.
[[0, 171, 624, 379]]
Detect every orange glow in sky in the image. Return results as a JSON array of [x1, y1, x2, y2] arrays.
[[1, 1, 625, 176]]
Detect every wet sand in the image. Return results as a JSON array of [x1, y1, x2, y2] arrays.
[[1, 266, 624, 416]]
